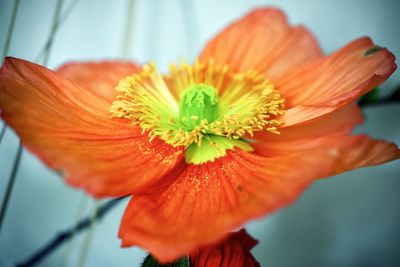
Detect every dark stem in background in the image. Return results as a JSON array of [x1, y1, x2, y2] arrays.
[[359, 87, 400, 107], [0, 124, 6, 144], [1, 0, 81, 233], [121, 0, 136, 59], [42, 0, 63, 66], [179, 0, 199, 61], [15, 197, 127, 267], [0, 0, 64, 236], [76, 200, 100, 267], [1, 0, 20, 58], [0, 0, 21, 144], [0, 142, 23, 233], [35, 0, 82, 62]]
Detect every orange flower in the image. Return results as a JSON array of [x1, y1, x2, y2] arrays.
[[0, 7, 399, 263], [190, 229, 260, 267]]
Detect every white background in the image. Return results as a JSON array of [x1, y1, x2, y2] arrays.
[[0, 0, 399, 266]]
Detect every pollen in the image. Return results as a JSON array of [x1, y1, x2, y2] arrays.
[[109, 59, 285, 164]]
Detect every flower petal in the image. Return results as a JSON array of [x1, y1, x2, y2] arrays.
[[190, 229, 260, 267], [118, 149, 333, 262], [57, 61, 140, 103], [254, 103, 363, 155], [313, 135, 400, 174], [199, 7, 322, 82], [118, 133, 399, 262], [0, 57, 183, 197], [258, 134, 399, 174], [279, 37, 396, 126]]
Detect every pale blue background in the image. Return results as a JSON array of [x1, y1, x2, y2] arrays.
[[0, 0, 399, 266]]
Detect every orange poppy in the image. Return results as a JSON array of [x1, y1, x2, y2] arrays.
[[190, 229, 260, 267], [0, 7, 399, 263]]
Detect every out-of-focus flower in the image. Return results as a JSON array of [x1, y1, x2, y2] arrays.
[[190, 229, 260, 267], [0, 7, 399, 263]]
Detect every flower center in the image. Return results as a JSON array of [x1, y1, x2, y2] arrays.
[[109, 60, 285, 164], [179, 84, 219, 129]]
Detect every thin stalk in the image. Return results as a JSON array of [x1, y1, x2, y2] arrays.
[[2, 0, 20, 59], [0, 142, 23, 233], [0, 0, 21, 144], [179, 0, 199, 61], [76, 200, 100, 267], [15, 197, 127, 267], [59, 194, 89, 267], [121, 0, 136, 59], [35, 0, 82, 63], [0, 0, 64, 236], [0, 123, 6, 143], [42, 0, 63, 66]]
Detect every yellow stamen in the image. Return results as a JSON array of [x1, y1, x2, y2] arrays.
[[109, 59, 285, 150]]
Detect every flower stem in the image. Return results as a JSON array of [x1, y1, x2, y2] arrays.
[[59, 193, 89, 267], [35, 0, 82, 63], [15, 197, 127, 267], [0, 0, 21, 144], [0, 0, 64, 237], [0, 142, 23, 233], [179, 0, 199, 61], [121, 0, 136, 59], [0, 123, 6, 144], [76, 199, 99, 267], [141, 254, 190, 267], [42, 0, 64, 66], [2, 0, 20, 60]]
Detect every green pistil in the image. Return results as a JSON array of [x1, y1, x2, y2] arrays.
[[179, 84, 253, 164], [179, 84, 219, 129]]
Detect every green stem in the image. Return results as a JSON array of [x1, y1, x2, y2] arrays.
[[0, 0, 21, 144], [0, 142, 23, 233], [0, 0, 64, 236], [179, 0, 199, 60], [59, 193, 89, 267], [16, 197, 126, 267], [141, 255, 190, 267], [2, 0, 20, 60], [0, 123, 6, 144], [121, 0, 136, 59], [76, 199, 99, 267], [35, 0, 81, 63], [42, 0, 64, 66]]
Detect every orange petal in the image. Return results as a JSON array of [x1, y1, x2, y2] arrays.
[[279, 37, 396, 126], [258, 134, 399, 175], [118, 149, 333, 262], [190, 229, 260, 267], [254, 103, 363, 155], [57, 61, 140, 104], [313, 135, 400, 175], [199, 7, 322, 82], [0, 57, 183, 197]]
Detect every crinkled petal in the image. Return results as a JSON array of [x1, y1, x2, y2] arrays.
[[118, 133, 399, 262], [0, 57, 183, 197], [258, 134, 399, 174], [254, 103, 363, 155], [118, 149, 333, 262], [190, 229, 260, 267], [199, 7, 322, 82], [57, 61, 140, 103], [312, 134, 400, 174], [279, 37, 396, 126]]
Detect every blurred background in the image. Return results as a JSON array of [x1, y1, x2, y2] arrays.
[[0, 0, 399, 266]]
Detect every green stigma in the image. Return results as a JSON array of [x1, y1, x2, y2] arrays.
[[178, 84, 252, 164], [179, 84, 219, 129]]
